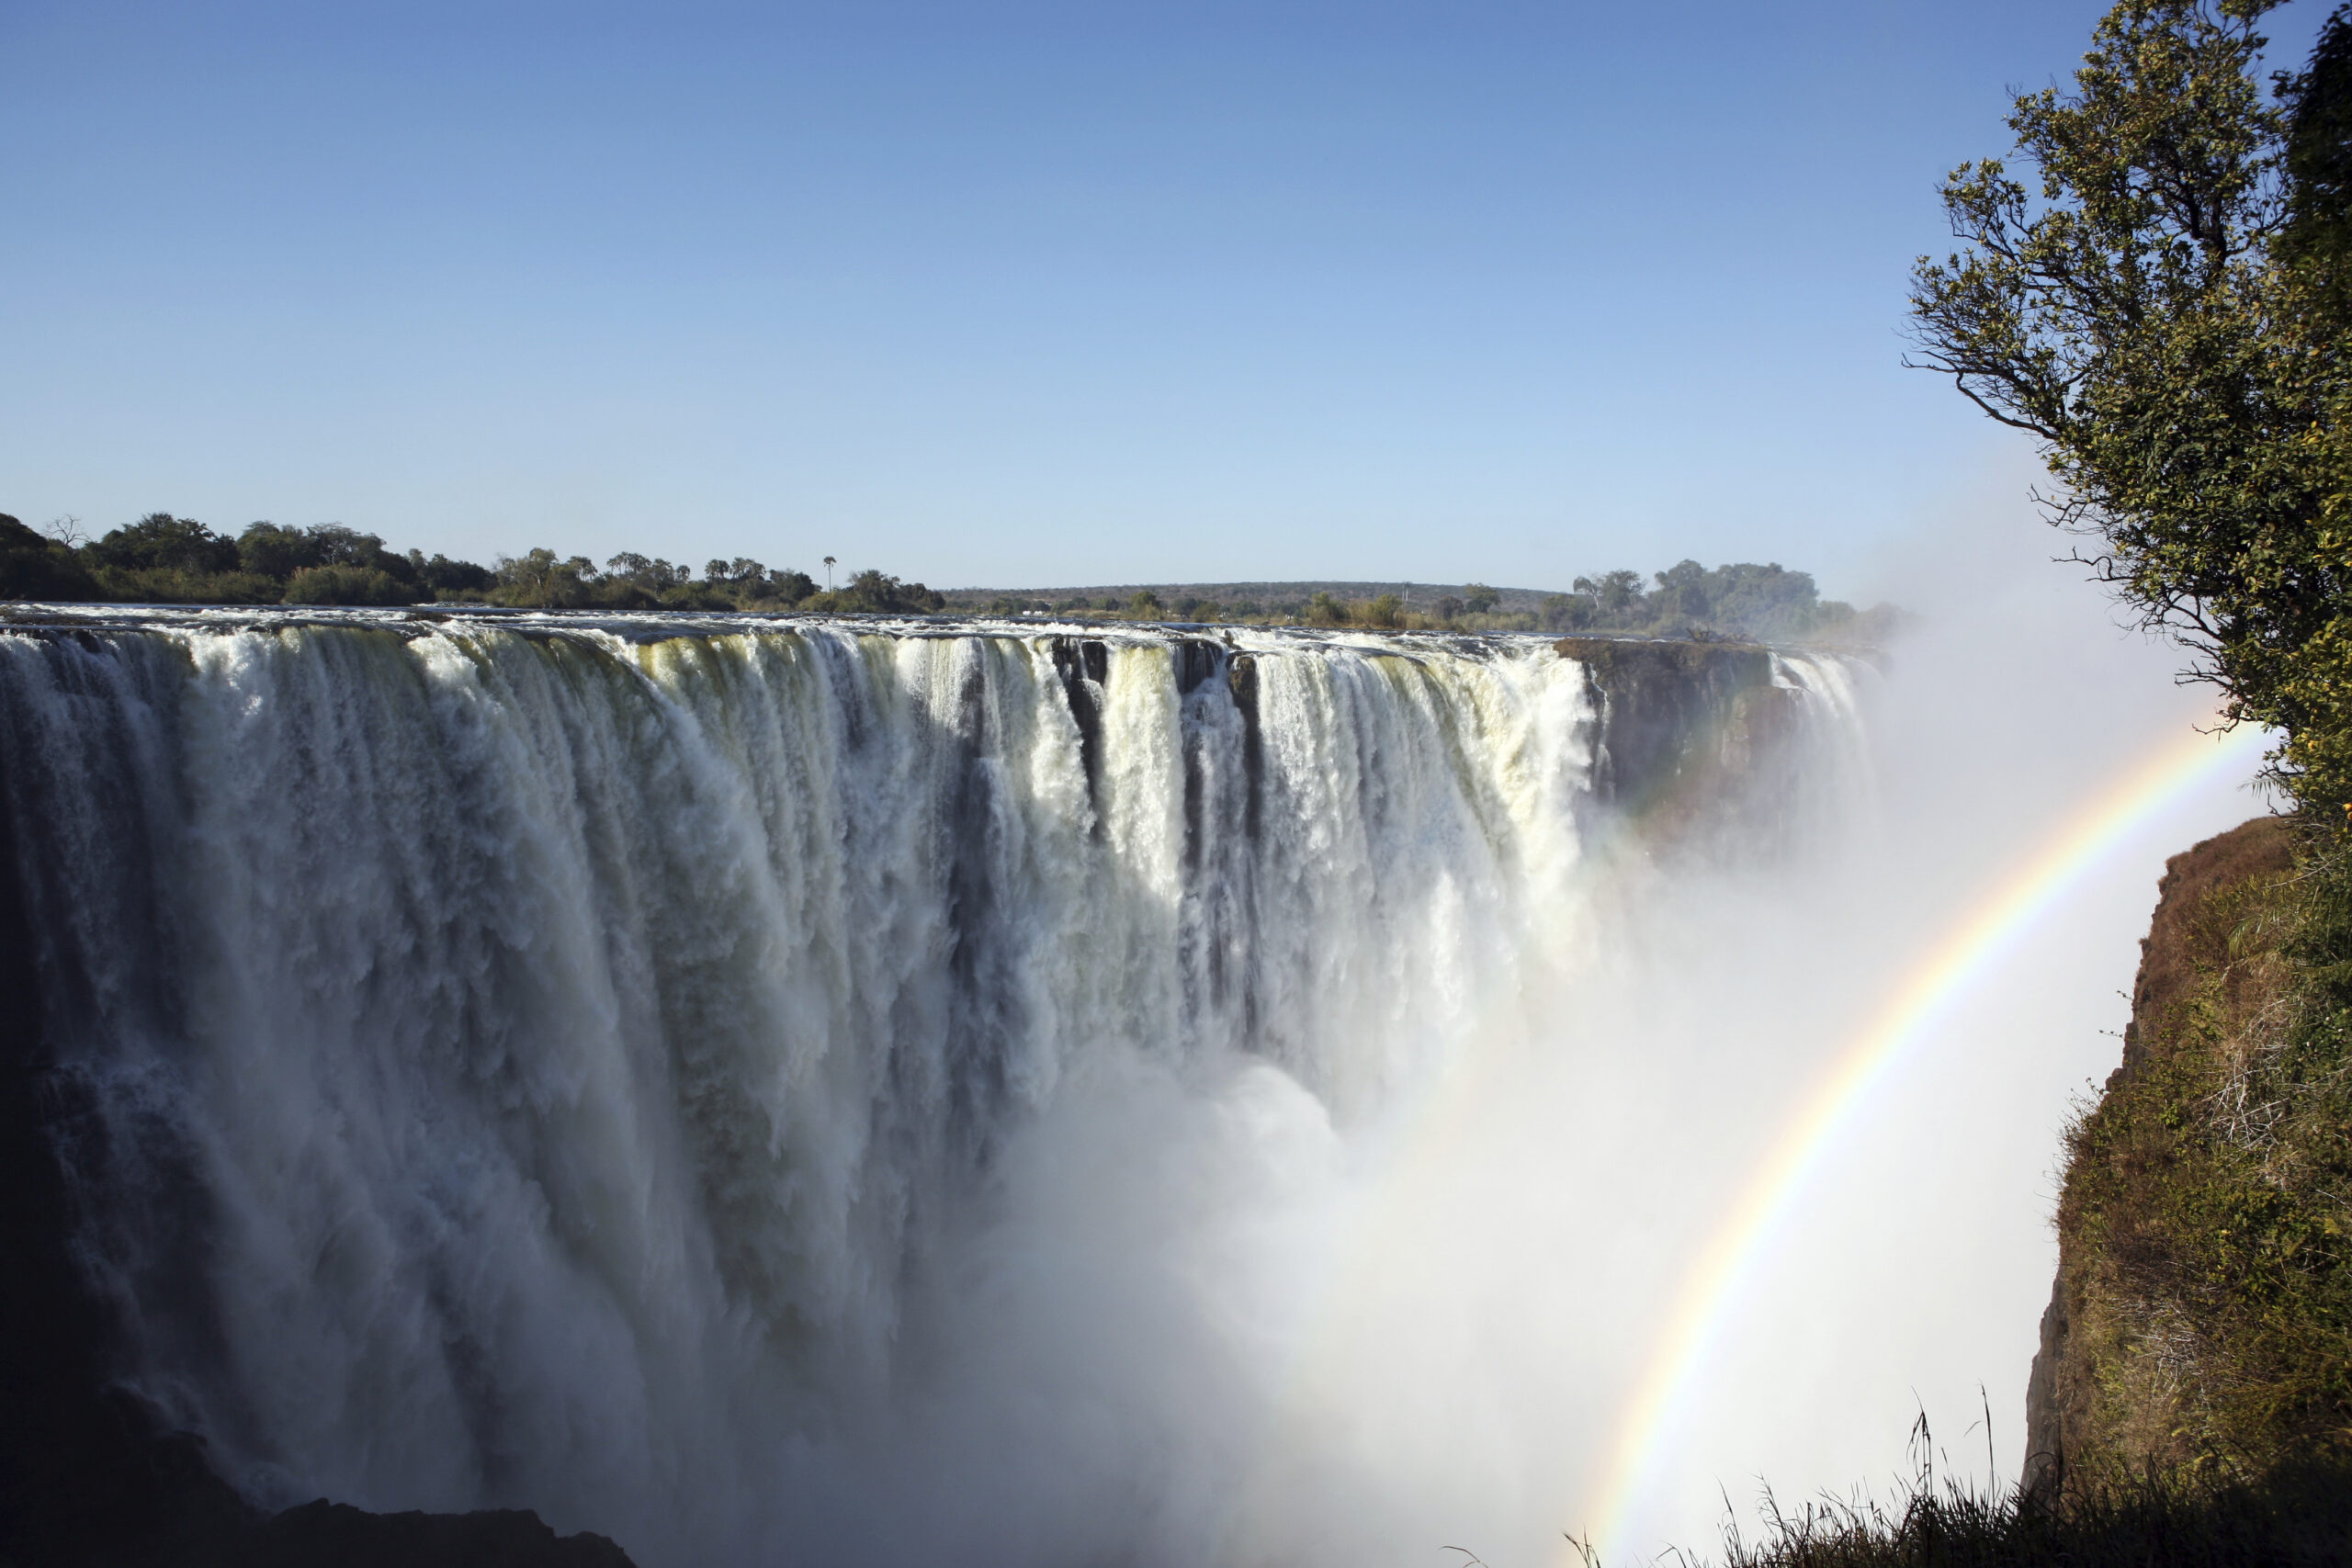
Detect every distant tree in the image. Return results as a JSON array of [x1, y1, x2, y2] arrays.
[[1573, 570, 1645, 615], [493, 548, 595, 608], [1363, 592, 1404, 627], [763, 568, 818, 604], [410, 551, 494, 594], [1706, 562, 1823, 638], [1306, 592, 1346, 626], [314, 525, 416, 583], [1433, 594, 1463, 622], [844, 569, 895, 609], [77, 513, 283, 603], [831, 568, 945, 614], [704, 557, 771, 588], [238, 522, 324, 581], [1128, 588, 1163, 616], [691, 557, 822, 608], [1462, 582, 1500, 613], [1651, 559, 1713, 620], [605, 552, 691, 592], [0, 513, 101, 601], [86, 513, 241, 577], [234, 523, 420, 594]]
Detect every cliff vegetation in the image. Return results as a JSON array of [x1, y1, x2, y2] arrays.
[[2030, 818, 2352, 1486]]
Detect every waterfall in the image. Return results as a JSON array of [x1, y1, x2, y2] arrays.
[[0, 610, 1869, 1566]]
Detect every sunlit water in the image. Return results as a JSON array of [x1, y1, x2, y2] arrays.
[[2, 605, 2056, 1567]]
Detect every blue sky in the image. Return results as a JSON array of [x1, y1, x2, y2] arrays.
[[2, 1, 2331, 594]]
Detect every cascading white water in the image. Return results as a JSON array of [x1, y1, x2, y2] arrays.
[[0, 610, 1868, 1567]]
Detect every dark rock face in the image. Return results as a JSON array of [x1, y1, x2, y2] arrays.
[[1552, 637, 1822, 858], [1047, 636, 1111, 799], [2021, 1274, 2075, 1498], [247, 1500, 635, 1568], [1171, 637, 1221, 695]]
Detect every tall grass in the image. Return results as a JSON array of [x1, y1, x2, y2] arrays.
[[1591, 1415, 2352, 1568]]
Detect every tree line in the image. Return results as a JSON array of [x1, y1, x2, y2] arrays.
[[972, 561, 1894, 641], [0, 512, 946, 615], [0, 510, 1892, 644]]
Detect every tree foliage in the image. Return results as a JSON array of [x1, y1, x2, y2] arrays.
[[1554, 559, 1866, 640], [1909, 0, 2352, 808]]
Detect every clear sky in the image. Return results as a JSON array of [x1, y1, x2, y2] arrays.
[[2, 1, 2331, 595]]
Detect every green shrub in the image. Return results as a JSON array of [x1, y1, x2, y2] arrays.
[[284, 565, 413, 606]]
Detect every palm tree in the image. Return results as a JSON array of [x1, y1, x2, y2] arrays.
[[823, 555, 836, 591]]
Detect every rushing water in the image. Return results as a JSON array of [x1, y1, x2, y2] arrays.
[[0, 609, 1868, 1566]]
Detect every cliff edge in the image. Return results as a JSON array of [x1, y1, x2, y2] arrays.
[[2022, 814, 2312, 1495]]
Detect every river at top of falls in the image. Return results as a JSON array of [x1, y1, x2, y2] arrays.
[[0, 608, 1872, 1567]]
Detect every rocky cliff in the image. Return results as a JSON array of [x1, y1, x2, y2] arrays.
[[1553, 636, 1837, 857], [2021, 814, 2307, 1495]]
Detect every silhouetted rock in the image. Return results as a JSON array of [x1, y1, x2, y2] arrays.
[[249, 1499, 635, 1568]]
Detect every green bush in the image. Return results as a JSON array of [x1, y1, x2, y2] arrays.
[[284, 565, 414, 606]]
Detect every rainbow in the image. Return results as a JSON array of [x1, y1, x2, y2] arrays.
[[1576, 718, 2270, 1565]]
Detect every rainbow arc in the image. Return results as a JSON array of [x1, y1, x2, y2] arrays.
[[1577, 720, 2269, 1565]]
